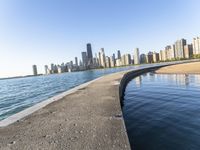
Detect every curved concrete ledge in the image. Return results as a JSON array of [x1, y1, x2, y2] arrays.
[[0, 71, 131, 150], [119, 59, 200, 106], [119, 65, 166, 105], [0, 77, 104, 127]]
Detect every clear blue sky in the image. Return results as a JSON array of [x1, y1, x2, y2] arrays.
[[1, 0, 200, 77]]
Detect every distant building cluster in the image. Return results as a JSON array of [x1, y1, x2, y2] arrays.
[[32, 36, 200, 76]]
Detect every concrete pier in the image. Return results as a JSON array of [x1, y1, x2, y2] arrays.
[[0, 71, 131, 150]]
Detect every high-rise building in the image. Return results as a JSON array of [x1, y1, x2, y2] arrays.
[[81, 52, 87, 67], [193, 37, 200, 55], [44, 65, 50, 75], [125, 54, 131, 65], [116, 59, 121, 67], [75, 57, 78, 66], [165, 45, 175, 60], [98, 52, 101, 67], [32, 65, 38, 76], [50, 63, 58, 73], [121, 55, 126, 66], [184, 44, 193, 58], [153, 52, 159, 63], [79, 60, 82, 66], [50, 64, 54, 73], [159, 50, 167, 61], [140, 54, 146, 64], [112, 53, 116, 66], [175, 39, 187, 58], [100, 48, 106, 67], [120, 54, 131, 66], [165, 45, 171, 60], [105, 56, 111, 68], [57, 65, 62, 74], [170, 45, 176, 59], [134, 48, 140, 65], [94, 53, 99, 67], [110, 55, 115, 68], [146, 52, 153, 63], [87, 43, 93, 66], [117, 50, 121, 59]]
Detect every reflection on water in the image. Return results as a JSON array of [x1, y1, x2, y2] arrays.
[[133, 73, 195, 88], [123, 73, 200, 150], [135, 76, 142, 87]]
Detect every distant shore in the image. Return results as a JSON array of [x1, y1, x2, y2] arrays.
[[156, 61, 200, 74]]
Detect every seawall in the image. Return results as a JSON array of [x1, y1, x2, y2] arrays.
[[0, 60, 199, 150], [0, 70, 131, 150], [119, 59, 200, 104]]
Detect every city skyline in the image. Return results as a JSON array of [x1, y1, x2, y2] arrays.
[[1, 0, 200, 77], [35, 35, 200, 76]]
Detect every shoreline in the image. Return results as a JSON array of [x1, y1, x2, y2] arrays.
[[0, 62, 174, 126], [0, 70, 131, 150], [156, 62, 200, 74], [0, 63, 173, 127], [0, 60, 199, 149], [0, 76, 104, 127]]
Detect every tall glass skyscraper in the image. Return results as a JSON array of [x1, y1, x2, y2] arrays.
[[87, 43, 93, 66], [81, 52, 87, 67], [175, 39, 187, 58], [134, 48, 140, 65], [32, 65, 38, 76], [117, 50, 121, 59]]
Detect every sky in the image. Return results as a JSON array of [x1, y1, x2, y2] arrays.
[[0, 0, 200, 77]]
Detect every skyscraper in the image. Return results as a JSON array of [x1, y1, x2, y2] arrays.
[[105, 56, 111, 68], [117, 50, 121, 59], [75, 57, 78, 66], [184, 44, 193, 58], [159, 50, 167, 61], [112, 53, 116, 66], [175, 39, 187, 58], [32, 65, 38, 76], [44, 65, 49, 75], [125, 54, 131, 65], [170, 45, 176, 59], [146, 52, 153, 63], [140, 54, 146, 64], [134, 48, 140, 65], [81, 52, 87, 67], [193, 37, 200, 55], [87, 43, 93, 66], [98, 52, 101, 67], [165, 45, 175, 60], [100, 48, 106, 67], [153, 52, 159, 62]]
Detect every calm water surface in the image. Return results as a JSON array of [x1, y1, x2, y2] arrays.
[[123, 73, 200, 150], [1, 65, 155, 121]]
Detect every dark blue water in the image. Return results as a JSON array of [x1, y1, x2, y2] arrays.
[[123, 73, 200, 150]]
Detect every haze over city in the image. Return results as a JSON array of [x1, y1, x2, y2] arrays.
[[1, 0, 200, 77]]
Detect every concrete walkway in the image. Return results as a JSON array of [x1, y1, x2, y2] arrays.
[[0, 71, 130, 150]]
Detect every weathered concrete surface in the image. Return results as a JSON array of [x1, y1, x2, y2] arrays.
[[0, 71, 130, 150]]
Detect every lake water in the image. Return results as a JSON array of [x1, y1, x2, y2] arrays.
[[123, 73, 200, 150], [1, 64, 163, 121]]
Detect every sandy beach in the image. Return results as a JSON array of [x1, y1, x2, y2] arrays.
[[156, 62, 200, 74], [0, 71, 130, 150]]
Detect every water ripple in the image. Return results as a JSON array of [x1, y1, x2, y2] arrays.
[[123, 73, 200, 150]]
